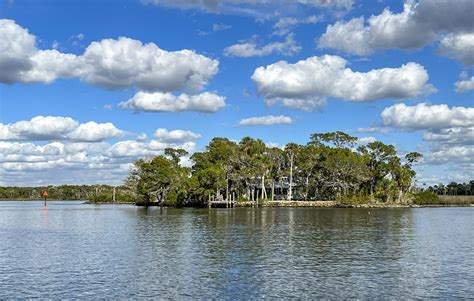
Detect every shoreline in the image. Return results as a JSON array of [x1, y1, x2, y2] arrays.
[[235, 201, 473, 208], [129, 201, 474, 208], [1, 199, 472, 208]]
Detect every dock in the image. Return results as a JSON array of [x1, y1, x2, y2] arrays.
[[208, 200, 236, 208], [208, 194, 236, 208]]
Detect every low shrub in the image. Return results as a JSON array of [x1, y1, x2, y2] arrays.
[[412, 190, 440, 205], [336, 194, 370, 205]]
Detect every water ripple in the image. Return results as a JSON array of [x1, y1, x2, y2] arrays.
[[0, 202, 473, 299]]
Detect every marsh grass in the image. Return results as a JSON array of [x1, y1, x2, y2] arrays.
[[413, 191, 474, 206], [437, 195, 474, 206]]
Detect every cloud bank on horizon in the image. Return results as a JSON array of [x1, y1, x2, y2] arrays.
[[0, 0, 472, 186]]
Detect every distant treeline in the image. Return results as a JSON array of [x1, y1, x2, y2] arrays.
[[425, 181, 474, 196], [125, 131, 424, 206], [0, 185, 134, 203], [5, 132, 469, 207]]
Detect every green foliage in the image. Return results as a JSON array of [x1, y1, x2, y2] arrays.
[[0, 185, 135, 203], [413, 190, 440, 205], [2, 131, 424, 207], [336, 193, 370, 205], [2, 131, 436, 208], [310, 131, 357, 148], [130, 151, 190, 205], [320, 147, 370, 197], [373, 178, 399, 203], [427, 180, 474, 196], [125, 132, 422, 206], [405, 152, 422, 166], [88, 190, 135, 203]]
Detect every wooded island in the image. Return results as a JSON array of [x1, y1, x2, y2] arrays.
[[124, 131, 425, 206]]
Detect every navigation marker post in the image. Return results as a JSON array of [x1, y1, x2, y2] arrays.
[[42, 190, 49, 206]]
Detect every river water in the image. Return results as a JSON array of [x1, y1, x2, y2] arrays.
[[0, 201, 472, 299]]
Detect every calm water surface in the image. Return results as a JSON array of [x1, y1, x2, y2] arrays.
[[0, 201, 473, 299]]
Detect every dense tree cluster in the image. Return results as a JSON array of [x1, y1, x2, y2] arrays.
[[426, 181, 474, 196], [126, 132, 423, 206], [0, 185, 134, 203]]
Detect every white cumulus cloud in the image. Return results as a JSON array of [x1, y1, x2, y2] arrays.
[[317, 0, 474, 64], [106, 139, 196, 158], [455, 76, 474, 93], [438, 33, 474, 67], [147, 0, 353, 17], [0, 136, 197, 185], [224, 34, 301, 57], [318, 3, 432, 56], [68, 122, 127, 142], [0, 116, 79, 141], [423, 127, 474, 145], [0, 19, 219, 92], [356, 126, 390, 134], [424, 145, 474, 165], [381, 103, 474, 130], [381, 103, 474, 146], [80, 37, 218, 91], [119, 91, 226, 113], [238, 115, 294, 126], [0, 116, 126, 142], [0, 19, 81, 84], [356, 136, 377, 145], [0, 115, 200, 186], [154, 128, 202, 143], [252, 55, 433, 111], [273, 15, 322, 36]]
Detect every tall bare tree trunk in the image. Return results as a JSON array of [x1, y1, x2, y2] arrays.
[[261, 175, 267, 199], [288, 154, 294, 201], [398, 189, 403, 204], [271, 180, 275, 201], [226, 176, 229, 201], [305, 176, 309, 201]]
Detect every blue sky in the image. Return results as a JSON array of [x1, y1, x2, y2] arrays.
[[0, 0, 473, 186]]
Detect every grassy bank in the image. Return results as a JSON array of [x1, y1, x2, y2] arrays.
[[435, 195, 474, 206], [412, 191, 474, 206]]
